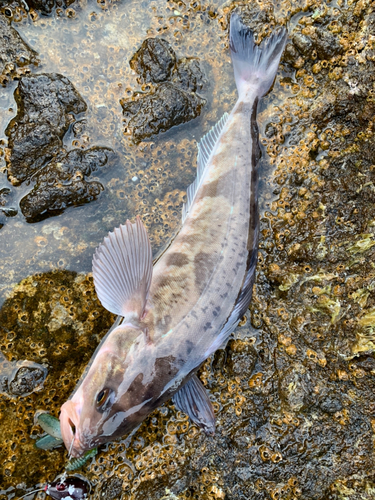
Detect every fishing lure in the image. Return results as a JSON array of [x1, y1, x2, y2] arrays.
[[35, 412, 97, 470]]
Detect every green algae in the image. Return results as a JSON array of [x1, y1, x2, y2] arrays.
[[347, 234, 375, 254]]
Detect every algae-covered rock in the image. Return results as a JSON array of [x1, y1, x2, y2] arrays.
[[0, 14, 39, 85], [122, 83, 205, 143], [19, 147, 113, 222], [5, 73, 87, 185], [122, 37, 205, 142]]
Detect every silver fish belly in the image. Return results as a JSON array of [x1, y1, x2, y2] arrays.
[[59, 13, 287, 457]]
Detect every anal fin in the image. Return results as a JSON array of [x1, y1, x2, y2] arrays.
[[173, 374, 215, 435]]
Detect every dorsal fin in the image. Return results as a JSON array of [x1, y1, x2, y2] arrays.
[[182, 112, 229, 223], [92, 215, 152, 319]]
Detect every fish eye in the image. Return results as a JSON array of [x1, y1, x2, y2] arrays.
[[96, 388, 113, 410]]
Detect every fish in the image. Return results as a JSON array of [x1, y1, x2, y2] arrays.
[[59, 13, 288, 457]]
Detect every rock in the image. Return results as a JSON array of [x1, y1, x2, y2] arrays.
[[279, 364, 314, 411], [24, 0, 76, 15], [130, 38, 177, 84], [122, 37, 205, 141], [0, 14, 38, 85], [0, 187, 12, 209], [27, 0, 55, 14], [292, 33, 314, 56], [283, 42, 302, 66], [121, 83, 204, 143], [96, 477, 123, 500], [5, 73, 87, 185], [25, 0, 56, 14], [319, 396, 343, 414], [8, 362, 47, 396], [314, 28, 343, 59], [19, 147, 112, 222], [171, 57, 205, 92], [0, 353, 48, 397], [227, 339, 257, 377]]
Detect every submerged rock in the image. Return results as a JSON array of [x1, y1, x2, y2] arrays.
[[3, 73, 113, 222], [0, 14, 39, 85], [171, 57, 205, 93], [19, 147, 112, 222], [122, 37, 205, 142], [5, 73, 87, 185], [122, 83, 205, 143], [130, 38, 177, 84]]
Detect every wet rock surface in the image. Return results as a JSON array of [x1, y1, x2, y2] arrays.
[[130, 38, 177, 84], [0, 353, 47, 397], [20, 147, 112, 222], [0, 13, 38, 85], [5, 73, 87, 185], [122, 37, 206, 142], [3, 73, 113, 223], [122, 83, 205, 143]]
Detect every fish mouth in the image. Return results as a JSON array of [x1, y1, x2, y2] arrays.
[[59, 400, 89, 458]]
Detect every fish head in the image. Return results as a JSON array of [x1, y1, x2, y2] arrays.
[[59, 324, 147, 457]]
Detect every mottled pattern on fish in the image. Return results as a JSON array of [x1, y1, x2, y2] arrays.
[[147, 98, 258, 370]]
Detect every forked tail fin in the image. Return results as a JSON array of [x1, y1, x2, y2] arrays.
[[230, 13, 288, 99]]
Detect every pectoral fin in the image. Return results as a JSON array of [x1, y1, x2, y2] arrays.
[[92, 215, 152, 319], [173, 374, 215, 435]]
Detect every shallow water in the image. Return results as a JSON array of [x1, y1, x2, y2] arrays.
[[1, 0, 257, 307]]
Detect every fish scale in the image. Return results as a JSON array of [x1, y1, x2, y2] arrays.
[[149, 101, 255, 367]]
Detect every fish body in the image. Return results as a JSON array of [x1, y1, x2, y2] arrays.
[[60, 14, 287, 457]]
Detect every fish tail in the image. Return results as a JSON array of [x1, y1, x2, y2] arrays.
[[230, 13, 288, 99]]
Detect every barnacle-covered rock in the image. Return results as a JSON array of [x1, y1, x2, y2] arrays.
[[314, 28, 343, 59], [292, 33, 314, 57], [0, 14, 39, 86], [19, 147, 112, 222], [5, 73, 87, 185], [0, 352, 47, 397], [121, 83, 205, 143]]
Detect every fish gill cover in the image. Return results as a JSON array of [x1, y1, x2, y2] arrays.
[[0, 0, 375, 499]]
